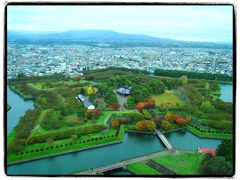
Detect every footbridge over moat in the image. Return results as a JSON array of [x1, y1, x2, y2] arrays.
[[155, 129, 174, 151]]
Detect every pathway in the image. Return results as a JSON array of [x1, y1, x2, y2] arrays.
[[155, 129, 174, 151], [103, 115, 111, 124]]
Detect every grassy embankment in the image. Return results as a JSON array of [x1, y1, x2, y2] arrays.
[[7, 126, 127, 164], [9, 84, 36, 100], [126, 162, 163, 175], [7, 109, 138, 164], [152, 153, 204, 175], [186, 125, 232, 139]]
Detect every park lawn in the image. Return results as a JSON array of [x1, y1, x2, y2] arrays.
[[152, 91, 184, 107], [186, 125, 233, 139], [126, 162, 163, 175], [7, 127, 125, 164], [153, 153, 204, 175], [27, 82, 44, 90]]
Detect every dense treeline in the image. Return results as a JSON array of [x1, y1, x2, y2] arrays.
[[83, 67, 150, 75], [27, 124, 107, 144], [8, 109, 40, 153], [96, 85, 118, 106], [35, 92, 63, 109], [10, 83, 43, 97], [8, 73, 69, 83], [40, 110, 63, 130], [154, 69, 232, 81], [201, 140, 233, 175]]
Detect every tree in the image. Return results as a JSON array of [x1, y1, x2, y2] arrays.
[[142, 109, 152, 119], [128, 112, 145, 123], [74, 76, 81, 81], [185, 115, 192, 122], [173, 114, 181, 121], [71, 134, 78, 140], [67, 118, 83, 127], [89, 94, 96, 102], [87, 86, 94, 94], [135, 120, 156, 132], [120, 117, 127, 124], [135, 102, 145, 111], [77, 107, 88, 118], [201, 156, 233, 175], [143, 98, 156, 109], [180, 75, 188, 84], [111, 120, 120, 128], [126, 96, 135, 108], [85, 109, 101, 119], [153, 117, 163, 128], [165, 112, 173, 121], [200, 101, 216, 113], [162, 120, 171, 130], [109, 102, 119, 110], [175, 118, 188, 125], [40, 110, 63, 130], [209, 81, 220, 91], [216, 140, 233, 163], [131, 85, 151, 103], [149, 80, 165, 94]]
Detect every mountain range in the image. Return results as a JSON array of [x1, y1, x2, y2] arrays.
[[7, 29, 231, 48]]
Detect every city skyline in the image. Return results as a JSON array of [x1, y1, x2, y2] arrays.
[[8, 5, 233, 43]]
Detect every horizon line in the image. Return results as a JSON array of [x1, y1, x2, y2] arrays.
[[7, 29, 232, 44]]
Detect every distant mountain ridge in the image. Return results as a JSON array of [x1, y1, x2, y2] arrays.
[[7, 29, 231, 48]]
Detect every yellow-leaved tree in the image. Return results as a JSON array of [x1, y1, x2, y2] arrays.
[[87, 86, 94, 94]]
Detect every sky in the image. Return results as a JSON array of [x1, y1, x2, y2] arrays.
[[7, 5, 233, 43]]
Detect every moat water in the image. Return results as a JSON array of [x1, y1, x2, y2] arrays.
[[219, 83, 233, 103]]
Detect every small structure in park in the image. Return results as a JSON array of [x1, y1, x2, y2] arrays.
[[76, 94, 95, 109], [197, 147, 217, 155], [117, 86, 132, 96]]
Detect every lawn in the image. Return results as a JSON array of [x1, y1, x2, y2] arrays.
[[126, 162, 163, 175], [152, 91, 184, 107], [153, 153, 204, 175]]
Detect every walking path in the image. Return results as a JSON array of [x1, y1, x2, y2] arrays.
[[103, 115, 111, 124], [155, 129, 174, 150]]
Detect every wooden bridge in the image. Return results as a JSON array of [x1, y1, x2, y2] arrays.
[[155, 129, 174, 151]]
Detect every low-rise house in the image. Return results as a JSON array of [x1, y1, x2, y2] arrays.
[[76, 94, 95, 109], [117, 86, 132, 96], [198, 147, 217, 155]]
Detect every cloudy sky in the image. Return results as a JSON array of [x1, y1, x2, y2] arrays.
[[7, 5, 233, 42]]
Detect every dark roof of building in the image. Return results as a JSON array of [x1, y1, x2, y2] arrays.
[[117, 87, 131, 95]]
